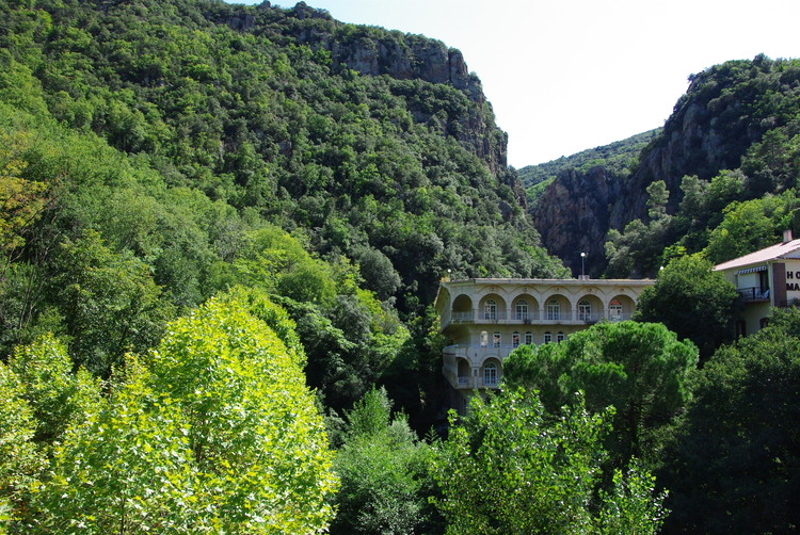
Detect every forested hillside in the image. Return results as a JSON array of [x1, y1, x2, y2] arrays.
[[0, 0, 567, 406], [0, 0, 572, 531], [518, 128, 659, 206], [533, 55, 800, 277]]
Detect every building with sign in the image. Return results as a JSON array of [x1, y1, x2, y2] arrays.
[[714, 230, 800, 336], [434, 277, 654, 413]]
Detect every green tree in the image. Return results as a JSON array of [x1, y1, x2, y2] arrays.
[[30, 296, 338, 534], [635, 254, 740, 359], [331, 387, 441, 535], [0, 362, 45, 533], [504, 321, 698, 469], [7, 333, 101, 446], [605, 181, 673, 278], [703, 192, 797, 264], [660, 307, 800, 534], [51, 230, 175, 375], [433, 388, 667, 535]]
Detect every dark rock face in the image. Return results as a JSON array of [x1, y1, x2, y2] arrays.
[[533, 57, 783, 273], [533, 166, 624, 277]]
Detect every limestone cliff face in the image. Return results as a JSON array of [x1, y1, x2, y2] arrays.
[[533, 166, 624, 277], [533, 56, 785, 273], [284, 3, 511, 180]]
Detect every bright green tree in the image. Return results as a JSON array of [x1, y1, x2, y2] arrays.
[[0, 363, 45, 534], [30, 295, 338, 534], [635, 254, 740, 359], [7, 333, 102, 445], [433, 389, 668, 535]]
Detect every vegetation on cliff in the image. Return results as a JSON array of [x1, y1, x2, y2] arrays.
[[532, 55, 800, 277]]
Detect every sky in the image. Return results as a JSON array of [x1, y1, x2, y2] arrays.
[[225, 0, 800, 168]]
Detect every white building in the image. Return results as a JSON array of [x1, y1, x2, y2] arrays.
[[714, 231, 800, 336], [434, 277, 654, 413]]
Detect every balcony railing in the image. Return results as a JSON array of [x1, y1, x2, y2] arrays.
[[445, 309, 637, 327], [451, 311, 475, 323], [577, 312, 605, 324], [480, 310, 508, 321], [736, 287, 770, 302], [513, 311, 541, 322]]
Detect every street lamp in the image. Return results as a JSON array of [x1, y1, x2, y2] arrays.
[[580, 252, 587, 279]]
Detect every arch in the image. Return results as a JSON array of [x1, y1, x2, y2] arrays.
[[456, 357, 472, 388], [479, 294, 507, 320], [609, 294, 636, 321], [543, 294, 570, 321], [577, 294, 603, 323], [451, 294, 474, 322], [512, 294, 539, 321], [482, 358, 502, 387], [452, 293, 473, 312]]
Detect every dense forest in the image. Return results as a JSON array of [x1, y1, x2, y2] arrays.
[[1, 0, 800, 533]]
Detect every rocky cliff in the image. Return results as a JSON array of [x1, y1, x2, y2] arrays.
[[221, 1, 512, 184], [533, 55, 800, 275]]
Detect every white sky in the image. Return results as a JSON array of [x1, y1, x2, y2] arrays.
[[225, 0, 800, 168]]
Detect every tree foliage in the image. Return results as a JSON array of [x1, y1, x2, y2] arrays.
[[660, 308, 800, 534], [26, 296, 338, 534], [635, 254, 740, 359], [433, 389, 668, 535], [504, 321, 698, 469], [331, 387, 441, 535]]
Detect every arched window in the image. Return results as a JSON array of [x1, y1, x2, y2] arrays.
[[485, 299, 497, 320], [512, 331, 520, 348], [546, 299, 560, 320], [493, 332, 501, 348], [578, 299, 591, 321], [544, 331, 552, 344], [515, 299, 529, 320], [484, 361, 498, 386], [480, 330, 488, 347], [524, 331, 533, 345], [609, 299, 623, 321], [557, 331, 565, 342]]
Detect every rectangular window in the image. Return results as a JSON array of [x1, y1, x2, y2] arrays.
[[493, 332, 501, 348], [512, 332, 520, 348], [524, 332, 533, 345]]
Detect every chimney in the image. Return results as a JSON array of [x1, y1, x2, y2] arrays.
[[783, 229, 793, 243]]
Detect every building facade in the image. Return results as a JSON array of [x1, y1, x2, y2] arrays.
[[714, 232, 800, 336], [434, 277, 654, 413]]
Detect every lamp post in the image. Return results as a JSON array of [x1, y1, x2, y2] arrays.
[[580, 252, 587, 279]]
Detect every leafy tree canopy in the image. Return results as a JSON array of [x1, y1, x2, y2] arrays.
[[504, 321, 698, 469], [660, 307, 800, 534], [635, 254, 740, 359]]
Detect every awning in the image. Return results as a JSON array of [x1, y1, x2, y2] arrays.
[[736, 265, 768, 275]]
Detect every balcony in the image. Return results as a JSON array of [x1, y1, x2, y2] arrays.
[[736, 287, 770, 303], [451, 311, 475, 323], [442, 309, 637, 329], [577, 312, 606, 324]]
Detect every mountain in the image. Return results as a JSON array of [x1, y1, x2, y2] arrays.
[[532, 54, 800, 277], [0, 0, 570, 425], [518, 129, 661, 190]]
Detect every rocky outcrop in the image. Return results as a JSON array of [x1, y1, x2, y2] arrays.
[[533, 56, 790, 274], [533, 166, 625, 277]]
